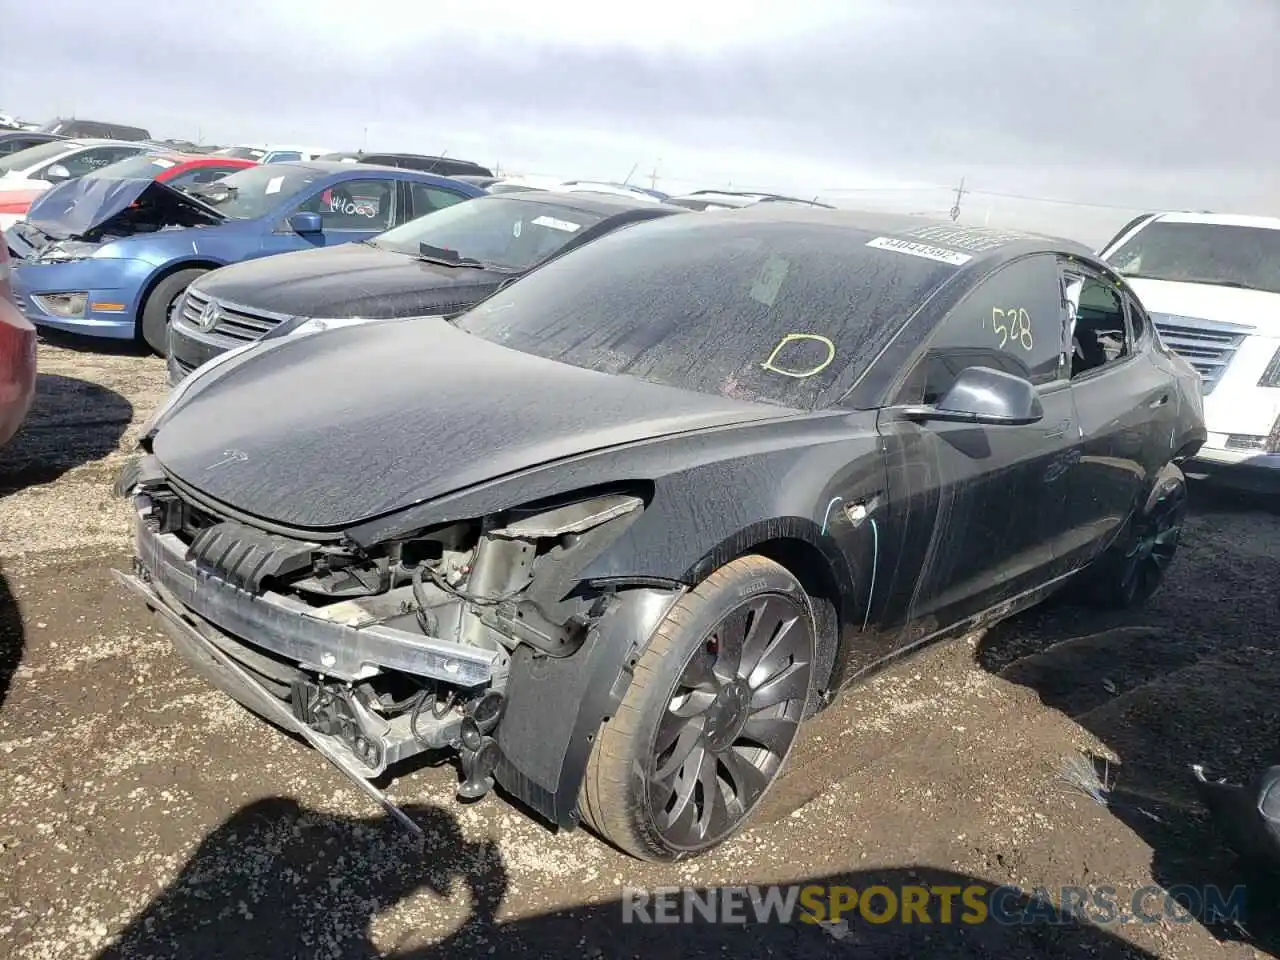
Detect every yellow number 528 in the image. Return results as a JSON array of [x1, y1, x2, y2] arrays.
[[990, 307, 1034, 352]]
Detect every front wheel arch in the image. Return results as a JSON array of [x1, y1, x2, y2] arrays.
[[135, 260, 225, 350]]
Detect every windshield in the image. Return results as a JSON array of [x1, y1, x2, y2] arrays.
[[1106, 220, 1280, 295], [185, 164, 320, 220], [84, 154, 180, 181], [455, 216, 957, 408], [372, 196, 605, 271], [215, 146, 268, 161], [0, 141, 71, 174]]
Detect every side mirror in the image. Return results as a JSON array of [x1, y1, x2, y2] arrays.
[[901, 366, 1043, 426], [43, 163, 71, 182], [289, 212, 323, 234]]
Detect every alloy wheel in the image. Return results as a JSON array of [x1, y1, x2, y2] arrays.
[[1118, 482, 1187, 604], [647, 592, 813, 850]]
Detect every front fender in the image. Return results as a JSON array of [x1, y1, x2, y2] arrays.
[[493, 585, 683, 829]]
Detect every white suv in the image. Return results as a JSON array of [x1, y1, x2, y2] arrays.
[[1100, 212, 1280, 487]]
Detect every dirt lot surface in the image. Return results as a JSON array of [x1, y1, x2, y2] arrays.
[[1, 338, 1278, 959]]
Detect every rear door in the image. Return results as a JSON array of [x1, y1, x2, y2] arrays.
[[875, 253, 1080, 632], [1057, 259, 1168, 569]]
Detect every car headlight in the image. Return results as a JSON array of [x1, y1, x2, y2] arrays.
[[260, 314, 417, 342], [1258, 345, 1280, 388], [37, 246, 91, 264]]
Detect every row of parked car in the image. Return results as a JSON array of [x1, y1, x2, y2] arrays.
[[0, 123, 1276, 497]]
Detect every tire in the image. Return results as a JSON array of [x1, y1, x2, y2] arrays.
[[1078, 463, 1188, 609], [580, 555, 817, 861], [139, 268, 206, 357]]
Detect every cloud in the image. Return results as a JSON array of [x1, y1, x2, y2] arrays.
[[2, 0, 1277, 241]]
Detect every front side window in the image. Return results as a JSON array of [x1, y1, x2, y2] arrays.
[[294, 178, 395, 230], [185, 164, 322, 220], [50, 146, 145, 178], [84, 154, 180, 181], [455, 216, 959, 409], [1064, 271, 1130, 379], [898, 254, 1068, 404], [374, 195, 602, 271], [1105, 220, 1280, 295]]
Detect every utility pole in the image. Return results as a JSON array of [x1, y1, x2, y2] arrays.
[[649, 158, 662, 191], [950, 176, 967, 221]]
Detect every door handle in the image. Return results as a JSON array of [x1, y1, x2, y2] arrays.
[[1149, 394, 1169, 408], [1044, 418, 1072, 440]]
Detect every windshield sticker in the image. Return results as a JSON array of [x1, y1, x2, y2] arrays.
[[531, 215, 581, 233], [264, 175, 285, 195], [901, 223, 1037, 253], [150, 158, 177, 169], [865, 236, 972, 266], [749, 255, 790, 307], [761, 333, 836, 378], [986, 306, 1035, 351], [513, 219, 522, 238]]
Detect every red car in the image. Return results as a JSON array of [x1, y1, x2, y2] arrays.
[[0, 153, 255, 230], [0, 224, 36, 447]]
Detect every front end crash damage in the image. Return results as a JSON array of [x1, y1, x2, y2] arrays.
[[113, 455, 683, 834]]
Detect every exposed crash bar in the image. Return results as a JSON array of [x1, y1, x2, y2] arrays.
[[135, 512, 500, 686]]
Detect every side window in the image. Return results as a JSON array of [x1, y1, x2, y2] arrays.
[[295, 179, 396, 230], [52, 146, 141, 177], [168, 167, 238, 189], [1063, 271, 1130, 379], [268, 151, 302, 163], [410, 183, 468, 219], [897, 254, 1068, 404]]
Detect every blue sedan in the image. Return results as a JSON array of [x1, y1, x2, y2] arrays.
[[7, 161, 484, 353]]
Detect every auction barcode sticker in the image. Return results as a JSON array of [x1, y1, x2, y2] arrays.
[[865, 236, 972, 266]]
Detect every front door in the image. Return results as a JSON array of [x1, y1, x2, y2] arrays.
[[874, 253, 1079, 638], [259, 177, 399, 256]]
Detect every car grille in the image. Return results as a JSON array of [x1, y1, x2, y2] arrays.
[[181, 288, 291, 343], [1150, 313, 1254, 395]]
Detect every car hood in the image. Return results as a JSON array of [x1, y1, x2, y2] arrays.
[[150, 318, 790, 530], [195, 242, 510, 319], [25, 177, 225, 241], [1125, 277, 1280, 337]]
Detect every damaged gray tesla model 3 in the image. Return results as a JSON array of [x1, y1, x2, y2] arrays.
[[115, 207, 1206, 861]]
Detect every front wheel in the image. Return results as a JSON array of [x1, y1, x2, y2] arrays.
[[579, 555, 817, 861], [139, 268, 206, 356], [1080, 464, 1188, 609]]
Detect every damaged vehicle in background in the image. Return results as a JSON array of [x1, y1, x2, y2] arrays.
[[0, 151, 254, 234], [0, 138, 161, 223], [0, 224, 36, 448], [115, 209, 1204, 861], [6, 161, 482, 354], [1100, 211, 1280, 490], [166, 189, 685, 383]]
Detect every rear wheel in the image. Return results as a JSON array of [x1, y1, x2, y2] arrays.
[[139, 268, 206, 356], [1080, 464, 1188, 609], [580, 555, 816, 861]]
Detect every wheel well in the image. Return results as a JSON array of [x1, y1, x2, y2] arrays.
[[135, 261, 221, 322], [746, 537, 843, 702]]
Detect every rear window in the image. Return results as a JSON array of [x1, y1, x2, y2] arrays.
[[455, 216, 958, 409], [1106, 220, 1280, 295]]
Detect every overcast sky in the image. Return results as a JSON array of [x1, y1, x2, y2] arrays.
[[2, 0, 1277, 244]]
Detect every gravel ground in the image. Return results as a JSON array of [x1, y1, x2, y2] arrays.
[[1, 337, 1278, 959]]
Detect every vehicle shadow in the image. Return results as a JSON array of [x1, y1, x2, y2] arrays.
[[0, 564, 21, 710], [0, 372, 132, 494], [976, 481, 1280, 953], [95, 797, 1160, 959], [36, 326, 151, 358]]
